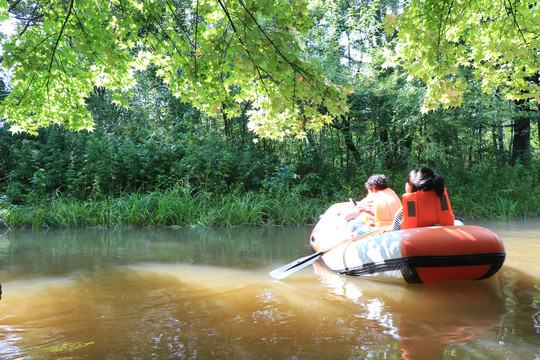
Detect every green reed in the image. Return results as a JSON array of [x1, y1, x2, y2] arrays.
[[3, 185, 537, 229], [452, 190, 536, 220], [0, 189, 327, 229]]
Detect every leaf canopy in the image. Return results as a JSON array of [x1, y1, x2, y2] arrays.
[[1, 0, 351, 138], [386, 0, 540, 111]]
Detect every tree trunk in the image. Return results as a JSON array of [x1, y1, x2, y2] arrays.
[[492, 123, 505, 163], [332, 116, 362, 166], [510, 101, 531, 166]]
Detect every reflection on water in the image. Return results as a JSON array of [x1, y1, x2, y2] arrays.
[[0, 222, 539, 359], [0, 226, 313, 282], [0, 265, 393, 359], [315, 262, 507, 359]]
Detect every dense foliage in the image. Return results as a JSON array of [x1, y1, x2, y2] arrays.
[[0, 0, 539, 228], [387, 0, 540, 111], [1, 66, 538, 228], [0, 0, 350, 138]]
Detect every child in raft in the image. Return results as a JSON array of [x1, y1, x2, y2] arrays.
[[342, 174, 401, 236]]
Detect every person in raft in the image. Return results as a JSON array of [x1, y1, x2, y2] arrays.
[[342, 174, 402, 236], [392, 167, 455, 231]]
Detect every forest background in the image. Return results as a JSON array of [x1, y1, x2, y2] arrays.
[[0, 0, 538, 229]]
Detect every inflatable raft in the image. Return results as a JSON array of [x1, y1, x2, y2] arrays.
[[310, 202, 506, 284]]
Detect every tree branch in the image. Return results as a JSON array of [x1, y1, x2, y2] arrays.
[[163, 0, 195, 49], [503, 0, 531, 49], [215, 0, 270, 95], [236, 0, 306, 77], [46, 0, 74, 90]]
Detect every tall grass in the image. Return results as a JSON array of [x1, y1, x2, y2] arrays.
[[2, 183, 538, 229], [0, 188, 329, 229], [452, 189, 538, 220]]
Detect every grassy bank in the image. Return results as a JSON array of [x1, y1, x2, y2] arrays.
[[0, 189, 328, 229], [0, 186, 538, 230]]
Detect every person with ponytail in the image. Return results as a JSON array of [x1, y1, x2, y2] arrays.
[[392, 167, 454, 231]]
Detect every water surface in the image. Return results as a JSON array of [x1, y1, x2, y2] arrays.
[[0, 222, 539, 359]]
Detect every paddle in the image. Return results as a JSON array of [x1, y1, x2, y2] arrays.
[[269, 225, 392, 280]]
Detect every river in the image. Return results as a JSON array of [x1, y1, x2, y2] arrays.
[[0, 221, 539, 359]]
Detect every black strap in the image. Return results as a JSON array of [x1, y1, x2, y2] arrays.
[[339, 252, 506, 284], [439, 194, 449, 211], [406, 200, 416, 217]]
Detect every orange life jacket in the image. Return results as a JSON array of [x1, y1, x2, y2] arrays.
[[400, 188, 454, 229], [372, 188, 402, 228], [341, 188, 401, 228]]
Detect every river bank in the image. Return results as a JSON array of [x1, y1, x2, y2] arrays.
[[0, 189, 327, 229], [1, 186, 538, 229]]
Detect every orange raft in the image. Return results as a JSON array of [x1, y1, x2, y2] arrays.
[[310, 204, 506, 284]]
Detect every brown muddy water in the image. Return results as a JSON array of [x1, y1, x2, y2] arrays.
[[0, 221, 539, 360]]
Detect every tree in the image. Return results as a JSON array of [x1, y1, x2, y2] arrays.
[[0, 0, 351, 139], [304, 0, 411, 174], [385, 0, 540, 112]]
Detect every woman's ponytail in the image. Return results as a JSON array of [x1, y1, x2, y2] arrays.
[[432, 173, 445, 197]]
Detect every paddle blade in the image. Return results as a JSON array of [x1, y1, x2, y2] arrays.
[[269, 251, 322, 280]]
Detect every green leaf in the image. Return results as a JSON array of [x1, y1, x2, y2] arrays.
[[1, 0, 349, 139]]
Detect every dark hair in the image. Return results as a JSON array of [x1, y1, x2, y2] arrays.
[[407, 167, 445, 197], [365, 174, 389, 191]]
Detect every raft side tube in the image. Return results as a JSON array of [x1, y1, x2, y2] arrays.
[[319, 225, 505, 284]]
